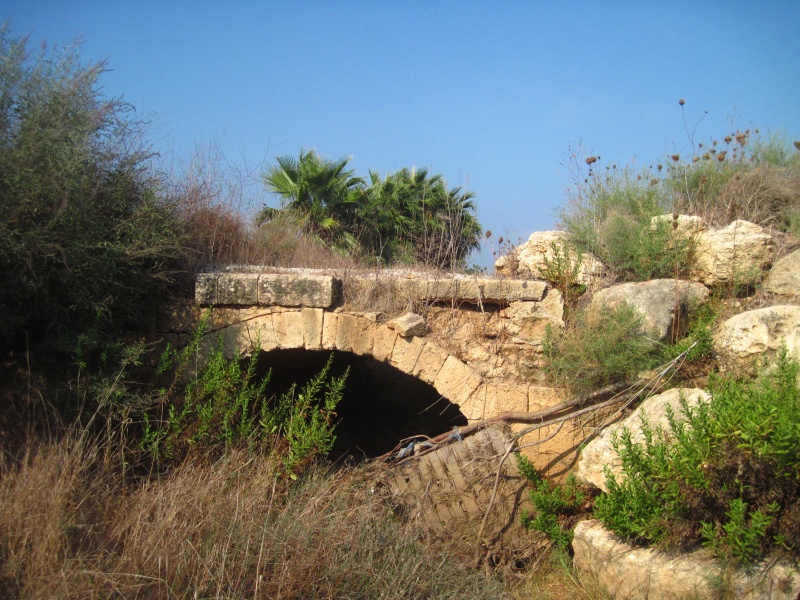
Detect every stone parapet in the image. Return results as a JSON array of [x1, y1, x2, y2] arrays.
[[196, 272, 342, 308], [197, 269, 548, 307]]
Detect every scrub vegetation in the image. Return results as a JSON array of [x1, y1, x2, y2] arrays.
[[2, 20, 799, 599], [531, 99, 800, 580], [559, 108, 800, 283], [595, 349, 800, 566]]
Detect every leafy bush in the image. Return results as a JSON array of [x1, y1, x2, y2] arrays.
[[147, 317, 346, 474], [536, 241, 586, 307], [517, 454, 587, 554], [594, 349, 800, 565], [658, 298, 718, 365], [0, 23, 184, 357], [543, 303, 657, 394]]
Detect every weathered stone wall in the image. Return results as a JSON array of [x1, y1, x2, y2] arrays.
[[157, 269, 585, 475]]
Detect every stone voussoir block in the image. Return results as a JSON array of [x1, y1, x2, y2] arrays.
[[459, 384, 487, 421], [245, 315, 278, 352], [485, 382, 529, 415], [371, 325, 399, 362], [335, 312, 376, 355], [433, 355, 483, 406], [321, 311, 339, 350], [412, 341, 451, 384], [389, 335, 427, 374], [272, 310, 304, 349], [300, 308, 324, 350]]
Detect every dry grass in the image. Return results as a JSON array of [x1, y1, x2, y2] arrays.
[[0, 432, 524, 599], [674, 163, 800, 232]]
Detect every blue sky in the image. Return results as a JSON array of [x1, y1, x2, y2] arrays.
[[5, 2, 800, 267]]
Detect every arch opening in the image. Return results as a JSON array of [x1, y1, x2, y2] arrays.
[[248, 349, 467, 460]]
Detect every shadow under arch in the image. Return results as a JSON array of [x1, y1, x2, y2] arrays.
[[248, 348, 468, 460]]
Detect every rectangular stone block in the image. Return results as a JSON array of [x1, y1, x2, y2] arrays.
[[258, 274, 341, 308], [412, 342, 450, 385], [528, 386, 565, 412], [485, 382, 529, 415], [301, 308, 324, 350], [433, 355, 482, 406], [340, 311, 383, 355], [389, 335, 426, 373], [195, 273, 219, 305], [245, 315, 278, 352], [481, 279, 547, 303], [272, 310, 304, 349], [371, 325, 398, 362], [459, 383, 487, 421], [321, 311, 339, 350], [424, 278, 459, 301], [334, 312, 358, 352], [216, 274, 260, 305]]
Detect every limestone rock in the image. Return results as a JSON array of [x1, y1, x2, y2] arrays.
[[714, 305, 800, 376], [764, 248, 800, 297], [690, 219, 775, 286], [500, 289, 565, 342], [493, 252, 517, 277], [651, 213, 706, 235], [573, 519, 800, 600], [495, 230, 606, 285], [589, 279, 709, 342], [576, 388, 709, 492], [385, 312, 427, 337]]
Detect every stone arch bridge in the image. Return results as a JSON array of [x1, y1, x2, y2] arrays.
[[157, 269, 584, 474]]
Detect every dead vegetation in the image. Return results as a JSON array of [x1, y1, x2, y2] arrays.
[[0, 431, 517, 599]]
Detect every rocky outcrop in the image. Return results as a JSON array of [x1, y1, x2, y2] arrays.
[[690, 219, 775, 286], [589, 279, 709, 342], [650, 215, 776, 286], [764, 248, 800, 297], [499, 288, 565, 341], [495, 230, 606, 285], [714, 305, 800, 376], [573, 519, 800, 600], [576, 388, 709, 492]]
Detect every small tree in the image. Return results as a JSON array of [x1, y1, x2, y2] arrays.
[[0, 22, 183, 360]]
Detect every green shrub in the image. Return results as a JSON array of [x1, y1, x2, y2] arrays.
[[665, 129, 800, 229], [536, 242, 586, 307], [147, 317, 347, 474], [0, 23, 183, 362], [517, 454, 586, 554], [594, 349, 800, 565], [658, 299, 718, 364], [543, 303, 657, 394]]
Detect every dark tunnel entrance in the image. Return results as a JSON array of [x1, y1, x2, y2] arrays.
[[248, 349, 468, 460]]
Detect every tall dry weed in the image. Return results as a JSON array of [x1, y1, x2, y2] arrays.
[[0, 434, 511, 599]]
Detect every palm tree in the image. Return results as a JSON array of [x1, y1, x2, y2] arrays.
[[359, 167, 481, 268], [260, 149, 364, 249]]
